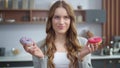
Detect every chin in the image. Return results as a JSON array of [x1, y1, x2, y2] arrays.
[[57, 31, 66, 34]]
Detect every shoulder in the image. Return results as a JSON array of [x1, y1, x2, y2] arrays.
[[78, 36, 88, 42], [77, 37, 88, 46]]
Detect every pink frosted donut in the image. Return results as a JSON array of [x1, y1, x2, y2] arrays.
[[20, 37, 33, 45], [88, 36, 102, 45]]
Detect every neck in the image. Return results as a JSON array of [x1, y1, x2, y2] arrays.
[[55, 33, 66, 43], [54, 33, 67, 52]]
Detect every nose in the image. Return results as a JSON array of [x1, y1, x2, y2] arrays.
[[59, 18, 64, 24]]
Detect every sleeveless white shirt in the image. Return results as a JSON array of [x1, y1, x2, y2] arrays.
[[53, 52, 70, 68]]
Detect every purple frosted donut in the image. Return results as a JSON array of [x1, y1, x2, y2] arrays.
[[20, 37, 33, 45]]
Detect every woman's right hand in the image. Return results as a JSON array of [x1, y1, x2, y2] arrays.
[[21, 42, 44, 58]]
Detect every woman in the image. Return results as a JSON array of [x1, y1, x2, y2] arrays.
[[21, 0, 98, 68]]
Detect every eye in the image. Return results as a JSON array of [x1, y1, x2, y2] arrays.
[[64, 16, 70, 20], [53, 15, 60, 19]]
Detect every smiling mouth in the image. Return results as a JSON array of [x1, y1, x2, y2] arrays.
[[58, 26, 64, 29]]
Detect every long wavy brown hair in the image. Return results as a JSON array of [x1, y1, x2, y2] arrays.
[[42, 0, 82, 68]]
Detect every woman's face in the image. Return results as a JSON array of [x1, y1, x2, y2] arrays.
[[52, 7, 70, 35]]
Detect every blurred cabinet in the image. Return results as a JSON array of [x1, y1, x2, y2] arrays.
[[0, 9, 48, 24], [92, 60, 105, 68], [92, 59, 120, 68], [0, 61, 33, 67], [115, 60, 120, 68], [75, 9, 106, 23], [105, 59, 120, 68], [85, 10, 106, 23], [0, 9, 106, 24], [106, 60, 115, 68]]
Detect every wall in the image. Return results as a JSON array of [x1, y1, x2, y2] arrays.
[[102, 0, 120, 45], [0, 0, 102, 9], [0, 0, 102, 57], [34, 0, 102, 10], [0, 24, 46, 56]]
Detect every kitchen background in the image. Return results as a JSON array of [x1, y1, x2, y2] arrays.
[[0, 0, 120, 68], [0, 0, 102, 57]]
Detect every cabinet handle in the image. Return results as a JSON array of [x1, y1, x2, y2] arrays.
[[118, 60, 120, 63], [6, 64, 10, 67], [109, 60, 112, 63], [95, 18, 99, 22]]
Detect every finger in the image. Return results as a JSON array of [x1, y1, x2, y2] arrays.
[[29, 45, 39, 53], [90, 44, 95, 52], [86, 44, 92, 53], [24, 45, 33, 52], [86, 42, 90, 46], [87, 46, 92, 53], [95, 43, 99, 50], [30, 48, 40, 55], [28, 46, 34, 50]]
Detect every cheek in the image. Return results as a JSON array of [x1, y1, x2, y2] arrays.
[[52, 19, 57, 29], [52, 18, 57, 24], [66, 21, 71, 28]]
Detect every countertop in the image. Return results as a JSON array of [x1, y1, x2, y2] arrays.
[[91, 55, 120, 60], [0, 54, 32, 62], [0, 54, 120, 62]]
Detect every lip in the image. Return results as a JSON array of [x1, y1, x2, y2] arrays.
[[58, 26, 64, 29]]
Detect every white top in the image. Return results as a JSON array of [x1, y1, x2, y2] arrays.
[[53, 52, 70, 68], [33, 37, 92, 68]]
